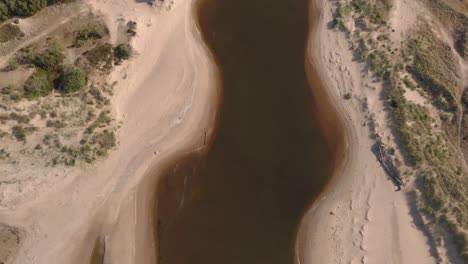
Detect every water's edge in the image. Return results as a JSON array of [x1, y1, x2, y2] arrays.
[[154, 0, 347, 262]]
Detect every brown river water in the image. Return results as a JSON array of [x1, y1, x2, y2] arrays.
[[155, 0, 344, 263]]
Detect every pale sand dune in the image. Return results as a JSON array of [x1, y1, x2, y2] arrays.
[[297, 0, 437, 263], [1, 0, 218, 263]]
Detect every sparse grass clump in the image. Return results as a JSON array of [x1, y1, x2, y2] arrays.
[[91, 130, 115, 150], [11, 125, 36, 141], [84, 43, 113, 71], [0, 23, 23, 43], [33, 43, 65, 71], [1, 85, 14, 95], [350, 0, 393, 26], [58, 67, 87, 93], [23, 70, 52, 98], [407, 27, 459, 111], [332, 3, 351, 29], [9, 112, 30, 124], [369, 50, 391, 79], [46, 119, 65, 128], [73, 25, 106, 48], [113, 43, 132, 64], [402, 76, 417, 90]]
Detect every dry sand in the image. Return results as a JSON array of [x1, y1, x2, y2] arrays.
[[0, 0, 443, 263], [1, 0, 218, 263], [297, 0, 438, 263]]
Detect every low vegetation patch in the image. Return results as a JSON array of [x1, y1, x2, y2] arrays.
[[73, 24, 106, 48], [23, 70, 52, 98], [33, 43, 65, 71], [407, 31, 459, 111], [84, 43, 114, 71], [113, 43, 132, 65], [0, 23, 23, 43], [11, 125, 36, 141], [0, 0, 75, 21], [58, 66, 86, 93]]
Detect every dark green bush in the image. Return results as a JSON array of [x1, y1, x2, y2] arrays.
[[58, 67, 87, 93], [73, 25, 105, 48], [11, 125, 36, 141], [4, 0, 47, 17], [113, 44, 131, 64], [33, 43, 64, 71], [0, 23, 23, 43], [24, 70, 51, 98], [0, 2, 8, 21]]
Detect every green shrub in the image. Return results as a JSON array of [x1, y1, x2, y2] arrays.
[[369, 50, 391, 79], [84, 43, 113, 70], [58, 67, 87, 93], [9, 112, 30, 124], [33, 43, 64, 71], [5, 0, 47, 17], [332, 4, 351, 29], [14, 46, 36, 65], [11, 125, 36, 141], [90, 130, 116, 157], [0, 2, 9, 21], [73, 25, 106, 48], [23, 70, 51, 98], [46, 119, 65, 128], [403, 76, 417, 90], [0, 23, 23, 43], [1, 85, 14, 95], [113, 44, 131, 64]]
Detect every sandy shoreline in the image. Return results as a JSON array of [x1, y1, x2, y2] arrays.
[[297, 0, 437, 263], [0, 0, 442, 263], [1, 0, 218, 263]]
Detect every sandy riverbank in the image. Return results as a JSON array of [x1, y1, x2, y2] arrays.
[[0, 0, 444, 263], [296, 0, 437, 263], [1, 0, 218, 263]]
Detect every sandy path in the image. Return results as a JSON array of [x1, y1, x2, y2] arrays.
[[0, 0, 218, 263], [296, 1, 437, 263]]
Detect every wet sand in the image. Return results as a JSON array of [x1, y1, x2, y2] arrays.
[[155, 0, 344, 263]]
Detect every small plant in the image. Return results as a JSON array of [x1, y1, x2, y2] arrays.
[[402, 76, 417, 90], [46, 119, 66, 128], [84, 43, 113, 71], [1, 85, 14, 95], [91, 130, 115, 149], [73, 25, 106, 48], [0, 23, 23, 43], [24, 70, 52, 98], [58, 67, 87, 93], [9, 112, 30, 124], [344, 92, 352, 100], [113, 44, 132, 64], [11, 125, 36, 141], [33, 43, 65, 71]]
